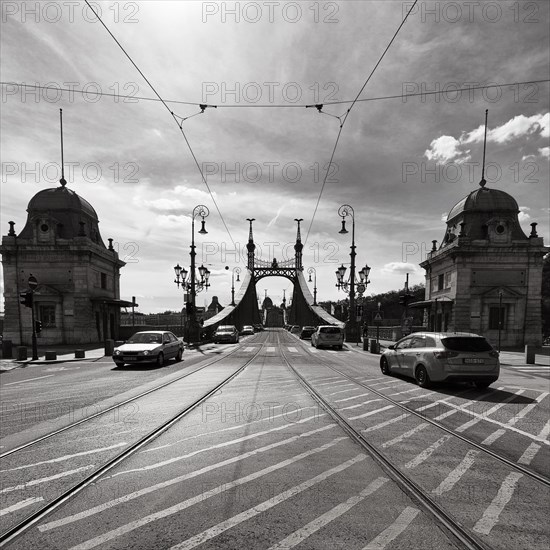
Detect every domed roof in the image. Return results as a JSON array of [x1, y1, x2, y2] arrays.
[[27, 185, 98, 220], [262, 296, 273, 309], [447, 187, 519, 223]]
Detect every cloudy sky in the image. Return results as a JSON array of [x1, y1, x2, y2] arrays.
[[1, 0, 549, 313]]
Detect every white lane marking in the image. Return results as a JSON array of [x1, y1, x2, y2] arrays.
[[266, 347, 276, 353], [287, 347, 298, 353], [473, 472, 523, 535], [334, 392, 371, 403], [3, 375, 55, 386], [328, 387, 361, 396], [40, 426, 339, 533], [340, 399, 383, 412], [404, 435, 452, 469], [267, 477, 389, 550], [0, 496, 44, 516], [61, 440, 346, 549], [363, 414, 410, 433], [112, 413, 329, 477], [167, 455, 367, 550], [482, 429, 506, 446], [456, 390, 525, 433], [309, 348, 319, 353], [1, 466, 95, 494], [518, 442, 540, 465], [315, 381, 354, 388], [360, 377, 388, 383], [440, 401, 550, 445], [0, 443, 127, 472], [349, 405, 394, 421], [388, 387, 424, 397], [432, 450, 479, 496], [537, 418, 550, 440], [381, 423, 428, 448], [243, 347, 255, 352], [362, 507, 420, 549], [142, 406, 317, 453]]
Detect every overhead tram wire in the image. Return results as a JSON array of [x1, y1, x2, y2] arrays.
[[303, 0, 419, 246], [82, 0, 236, 248], [3, 80, 548, 108]]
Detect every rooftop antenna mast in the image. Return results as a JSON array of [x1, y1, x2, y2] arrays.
[[59, 108, 67, 187], [479, 109, 488, 188]]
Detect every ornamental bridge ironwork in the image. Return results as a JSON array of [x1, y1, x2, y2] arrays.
[[203, 218, 343, 333]]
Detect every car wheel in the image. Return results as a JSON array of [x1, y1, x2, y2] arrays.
[[175, 349, 183, 362], [380, 356, 391, 375], [156, 352, 164, 367], [474, 381, 491, 390], [415, 365, 430, 388]]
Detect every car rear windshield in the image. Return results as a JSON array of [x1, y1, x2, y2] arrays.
[[442, 337, 493, 352], [319, 327, 342, 334]]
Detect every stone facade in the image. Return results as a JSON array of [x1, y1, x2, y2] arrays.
[[419, 186, 548, 348], [0, 184, 130, 345]]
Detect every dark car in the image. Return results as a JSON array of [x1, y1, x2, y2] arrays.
[[214, 325, 240, 344], [253, 324, 264, 332], [380, 332, 500, 389], [113, 331, 183, 367], [300, 326, 316, 339]]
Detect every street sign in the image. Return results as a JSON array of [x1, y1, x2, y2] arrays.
[[28, 274, 38, 290], [355, 304, 363, 322], [373, 312, 383, 324]]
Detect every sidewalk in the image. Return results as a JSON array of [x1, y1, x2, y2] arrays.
[[0, 344, 106, 372]]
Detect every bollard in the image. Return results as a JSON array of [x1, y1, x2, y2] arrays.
[[370, 339, 379, 354], [363, 338, 368, 351], [2, 339, 13, 359], [525, 345, 536, 365], [16, 346, 28, 361], [75, 349, 85, 359], [104, 339, 114, 356], [45, 351, 57, 360]]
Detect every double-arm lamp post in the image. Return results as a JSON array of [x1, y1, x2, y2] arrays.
[[230, 267, 241, 306], [336, 204, 371, 344], [173, 205, 210, 343]]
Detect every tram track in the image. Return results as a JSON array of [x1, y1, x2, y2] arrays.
[[0, 336, 271, 547], [277, 333, 492, 550], [287, 332, 550, 487], [0, 338, 258, 459]]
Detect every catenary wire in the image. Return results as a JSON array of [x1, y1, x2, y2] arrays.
[[3, 80, 548, 108], [304, 0, 419, 245], [82, 0, 236, 247]]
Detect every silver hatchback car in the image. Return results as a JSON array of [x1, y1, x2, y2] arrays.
[[380, 332, 500, 389]]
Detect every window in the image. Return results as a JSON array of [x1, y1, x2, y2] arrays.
[[444, 272, 451, 289], [101, 272, 107, 289], [39, 304, 56, 328], [438, 274, 444, 291], [489, 306, 506, 330]]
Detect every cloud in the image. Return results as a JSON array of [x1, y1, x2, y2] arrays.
[[425, 135, 470, 163], [381, 262, 420, 276], [518, 206, 531, 222], [539, 147, 550, 158], [425, 112, 549, 162], [441, 212, 448, 222]]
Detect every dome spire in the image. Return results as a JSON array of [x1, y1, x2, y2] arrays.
[[479, 109, 488, 188], [59, 108, 67, 188]]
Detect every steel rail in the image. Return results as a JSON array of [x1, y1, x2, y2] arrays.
[[0, 336, 259, 459], [289, 332, 550, 488], [0, 338, 268, 546], [278, 334, 491, 550]]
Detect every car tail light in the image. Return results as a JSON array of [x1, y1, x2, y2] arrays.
[[433, 350, 459, 359], [489, 350, 499, 358]]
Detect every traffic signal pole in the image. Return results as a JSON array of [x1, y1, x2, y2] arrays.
[[30, 292, 38, 360]]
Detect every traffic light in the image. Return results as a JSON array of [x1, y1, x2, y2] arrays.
[[19, 291, 33, 308], [35, 320, 42, 334], [399, 294, 412, 306]]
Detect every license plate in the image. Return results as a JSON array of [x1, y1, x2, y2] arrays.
[[125, 357, 137, 361], [464, 358, 484, 364]]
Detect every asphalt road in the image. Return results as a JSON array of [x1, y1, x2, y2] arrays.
[[1, 329, 548, 550]]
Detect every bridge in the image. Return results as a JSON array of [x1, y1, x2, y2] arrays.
[[203, 219, 343, 335]]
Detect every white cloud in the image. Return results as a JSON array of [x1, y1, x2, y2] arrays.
[[381, 262, 420, 276], [518, 206, 531, 222], [425, 135, 470, 163], [539, 147, 550, 158], [441, 212, 448, 222]]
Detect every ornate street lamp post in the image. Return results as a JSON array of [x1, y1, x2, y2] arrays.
[[307, 267, 317, 306], [173, 205, 210, 344], [230, 267, 241, 306], [336, 205, 371, 344]]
